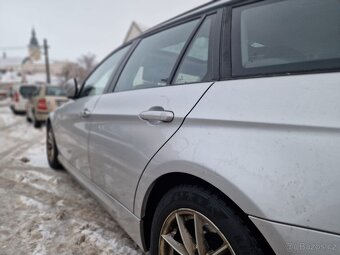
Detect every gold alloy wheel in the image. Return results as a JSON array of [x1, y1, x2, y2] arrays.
[[159, 208, 236, 255], [47, 129, 54, 162]]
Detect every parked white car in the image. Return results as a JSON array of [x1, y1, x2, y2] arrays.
[[10, 84, 37, 114]]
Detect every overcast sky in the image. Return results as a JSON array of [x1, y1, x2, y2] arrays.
[[0, 0, 208, 62]]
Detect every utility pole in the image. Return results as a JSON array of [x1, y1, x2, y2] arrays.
[[43, 39, 51, 84]]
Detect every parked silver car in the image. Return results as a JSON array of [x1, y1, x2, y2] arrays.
[[46, 0, 340, 254]]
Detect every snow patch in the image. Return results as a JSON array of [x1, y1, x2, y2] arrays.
[[56, 199, 64, 207], [24, 170, 57, 182], [15, 170, 60, 194], [0, 113, 18, 127], [19, 195, 49, 210], [72, 222, 143, 255], [32, 243, 47, 255], [23, 145, 49, 168]]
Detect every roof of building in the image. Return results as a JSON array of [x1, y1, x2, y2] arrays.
[[123, 21, 149, 43], [29, 28, 39, 48], [0, 71, 22, 84], [0, 57, 24, 69], [24, 73, 59, 84]]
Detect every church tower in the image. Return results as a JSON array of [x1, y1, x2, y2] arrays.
[[28, 28, 41, 61]]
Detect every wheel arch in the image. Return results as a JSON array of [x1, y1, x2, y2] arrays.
[[138, 171, 275, 254], [46, 113, 58, 144], [46, 111, 56, 129]]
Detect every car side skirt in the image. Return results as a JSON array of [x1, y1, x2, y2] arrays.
[[58, 154, 145, 251]]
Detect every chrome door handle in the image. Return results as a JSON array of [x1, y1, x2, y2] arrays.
[[81, 108, 91, 118], [139, 110, 174, 123]]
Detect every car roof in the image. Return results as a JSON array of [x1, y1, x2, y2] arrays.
[[124, 0, 242, 44], [155, 0, 232, 27], [16, 84, 37, 88], [45, 85, 59, 87]]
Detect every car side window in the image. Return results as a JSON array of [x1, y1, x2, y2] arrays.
[[79, 45, 130, 97], [232, 0, 340, 76], [173, 14, 215, 85], [114, 19, 199, 92]]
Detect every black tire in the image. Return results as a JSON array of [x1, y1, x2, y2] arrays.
[[26, 114, 32, 123], [150, 185, 269, 255], [26, 107, 32, 123], [46, 125, 62, 170], [33, 112, 41, 128], [10, 106, 18, 115]]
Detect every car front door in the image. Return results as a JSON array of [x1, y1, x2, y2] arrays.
[[88, 13, 220, 212], [54, 45, 131, 178]]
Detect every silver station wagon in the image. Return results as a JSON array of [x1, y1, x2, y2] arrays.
[[46, 0, 340, 254]]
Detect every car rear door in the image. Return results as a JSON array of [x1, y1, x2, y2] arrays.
[[88, 12, 221, 212], [53, 45, 131, 179]]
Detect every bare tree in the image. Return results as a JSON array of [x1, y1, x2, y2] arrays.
[[78, 53, 96, 74], [58, 53, 97, 86], [59, 62, 79, 84]]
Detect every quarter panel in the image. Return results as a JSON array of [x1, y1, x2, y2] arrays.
[[136, 72, 340, 234]]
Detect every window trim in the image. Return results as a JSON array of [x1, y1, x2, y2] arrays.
[[76, 43, 133, 98], [109, 15, 204, 93], [108, 9, 224, 93], [220, 6, 232, 80], [167, 15, 206, 85], [170, 9, 223, 85], [230, 0, 340, 78], [105, 40, 140, 93]]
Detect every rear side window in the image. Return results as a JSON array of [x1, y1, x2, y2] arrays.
[[20, 86, 37, 98], [174, 14, 215, 85], [232, 0, 340, 76], [114, 19, 199, 92]]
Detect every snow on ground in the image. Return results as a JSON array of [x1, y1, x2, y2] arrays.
[[0, 100, 143, 255], [20, 142, 49, 168], [0, 98, 20, 127]]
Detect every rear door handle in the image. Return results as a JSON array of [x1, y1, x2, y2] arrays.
[[139, 110, 174, 123], [81, 108, 91, 118]]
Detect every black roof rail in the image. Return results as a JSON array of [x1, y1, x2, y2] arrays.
[[155, 0, 222, 28]]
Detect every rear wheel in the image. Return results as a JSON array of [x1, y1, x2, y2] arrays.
[[10, 106, 18, 115], [150, 185, 268, 255], [33, 111, 41, 128], [46, 125, 62, 170], [26, 113, 32, 123], [26, 107, 32, 122]]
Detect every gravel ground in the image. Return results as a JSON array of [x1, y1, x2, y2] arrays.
[[0, 100, 143, 255]]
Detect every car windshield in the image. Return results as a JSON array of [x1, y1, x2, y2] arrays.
[[46, 87, 66, 96], [19, 86, 37, 98]]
